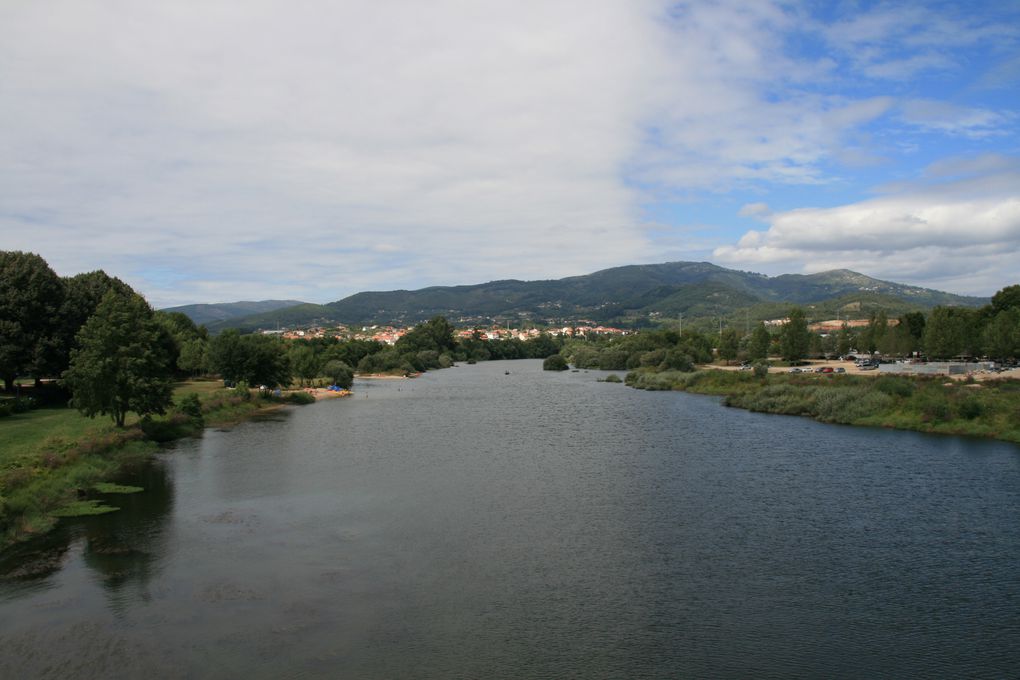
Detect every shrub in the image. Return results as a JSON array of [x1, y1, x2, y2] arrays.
[[874, 376, 914, 398], [283, 391, 316, 405], [602, 374, 623, 383], [958, 398, 984, 420], [543, 355, 569, 371]]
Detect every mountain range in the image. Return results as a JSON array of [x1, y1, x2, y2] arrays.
[[164, 262, 988, 332]]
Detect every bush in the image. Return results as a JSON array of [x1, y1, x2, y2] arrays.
[[874, 376, 914, 398], [752, 361, 769, 379], [177, 393, 204, 423], [543, 355, 569, 371], [602, 374, 623, 383], [282, 391, 316, 405], [958, 398, 984, 420]]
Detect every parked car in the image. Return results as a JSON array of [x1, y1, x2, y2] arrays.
[[789, 367, 803, 373], [835, 367, 846, 374], [821, 366, 834, 373]]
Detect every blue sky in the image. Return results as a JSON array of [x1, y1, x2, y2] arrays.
[[1, 0, 1018, 307]]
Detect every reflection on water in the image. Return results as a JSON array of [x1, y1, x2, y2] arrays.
[[1, 459, 172, 602], [1, 360, 1019, 679]]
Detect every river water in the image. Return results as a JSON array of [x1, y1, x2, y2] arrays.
[[2, 360, 1019, 678]]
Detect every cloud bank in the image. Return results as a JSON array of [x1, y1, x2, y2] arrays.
[[715, 156, 1020, 294], [0, 1, 1017, 305]]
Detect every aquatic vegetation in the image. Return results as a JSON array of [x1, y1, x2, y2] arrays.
[[93, 483, 144, 494], [50, 500, 120, 517]]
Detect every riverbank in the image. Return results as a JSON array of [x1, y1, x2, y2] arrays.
[[0, 382, 330, 551], [626, 368, 1020, 444]]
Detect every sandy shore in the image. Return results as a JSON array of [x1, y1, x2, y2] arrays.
[[289, 387, 352, 400]]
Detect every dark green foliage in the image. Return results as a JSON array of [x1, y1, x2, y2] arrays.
[[543, 355, 569, 371], [873, 376, 914, 398], [280, 391, 316, 405], [780, 307, 810, 363], [991, 285, 1020, 314], [718, 328, 740, 363], [0, 251, 66, 391], [924, 307, 969, 359], [209, 330, 292, 388], [177, 337, 209, 376], [749, 323, 771, 361], [602, 374, 623, 383], [62, 291, 175, 427], [983, 308, 1020, 360], [289, 343, 320, 386], [396, 316, 457, 355], [322, 360, 354, 389], [660, 349, 694, 372]]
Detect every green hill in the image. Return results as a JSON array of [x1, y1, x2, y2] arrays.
[[198, 262, 989, 331]]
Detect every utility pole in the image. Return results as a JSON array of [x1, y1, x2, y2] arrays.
[[678, 312, 682, 337]]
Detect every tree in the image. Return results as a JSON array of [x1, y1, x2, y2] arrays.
[[923, 307, 965, 359], [322, 360, 354, 389], [780, 308, 810, 363], [748, 323, 771, 361], [396, 316, 457, 355], [0, 251, 66, 390], [983, 308, 1020, 360], [991, 285, 1020, 314], [55, 270, 135, 378], [860, 310, 888, 354], [836, 324, 852, 357], [177, 337, 209, 376], [288, 343, 320, 386], [543, 354, 568, 371], [209, 331, 292, 387], [717, 328, 740, 364], [62, 291, 174, 427]]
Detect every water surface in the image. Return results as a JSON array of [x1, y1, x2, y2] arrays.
[[2, 360, 1019, 678]]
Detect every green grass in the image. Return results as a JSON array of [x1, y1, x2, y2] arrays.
[[626, 368, 1020, 444], [0, 380, 308, 550]]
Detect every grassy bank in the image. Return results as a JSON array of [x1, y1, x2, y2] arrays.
[[0, 381, 317, 550], [625, 368, 1020, 444]]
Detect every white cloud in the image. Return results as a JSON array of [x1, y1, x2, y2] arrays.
[[0, 1, 1017, 307], [899, 99, 1012, 138], [714, 156, 1020, 295]]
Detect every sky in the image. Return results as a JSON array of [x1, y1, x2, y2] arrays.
[[1, 0, 1018, 308]]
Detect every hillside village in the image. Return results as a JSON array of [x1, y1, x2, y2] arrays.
[[269, 323, 631, 344]]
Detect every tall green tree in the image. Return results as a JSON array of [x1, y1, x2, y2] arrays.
[[991, 285, 1020, 314], [62, 291, 174, 427], [322, 360, 354, 389], [289, 343, 320, 386], [209, 330, 291, 387], [718, 328, 740, 364], [54, 270, 135, 376], [983, 308, 1020, 360], [780, 308, 810, 363], [923, 306, 966, 359], [396, 316, 456, 355], [177, 337, 209, 376], [0, 251, 66, 390], [748, 322, 771, 361]]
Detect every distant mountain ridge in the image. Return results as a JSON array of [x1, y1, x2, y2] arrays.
[[182, 262, 989, 332], [161, 300, 305, 326]]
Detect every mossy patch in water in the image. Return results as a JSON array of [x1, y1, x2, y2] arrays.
[[50, 500, 120, 517], [93, 482, 144, 494]]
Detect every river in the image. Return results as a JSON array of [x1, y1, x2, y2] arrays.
[[2, 360, 1019, 678]]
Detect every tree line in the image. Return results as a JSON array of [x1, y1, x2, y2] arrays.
[[543, 286, 1020, 373], [4, 250, 1016, 424]]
